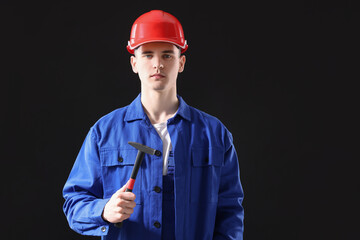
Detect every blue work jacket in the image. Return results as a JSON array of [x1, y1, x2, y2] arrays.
[[63, 94, 244, 239]]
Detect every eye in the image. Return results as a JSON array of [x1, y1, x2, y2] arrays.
[[163, 54, 173, 59], [143, 54, 153, 59]]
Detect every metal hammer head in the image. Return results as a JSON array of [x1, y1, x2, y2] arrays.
[[128, 141, 161, 156]]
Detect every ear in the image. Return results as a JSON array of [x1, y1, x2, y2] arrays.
[[178, 55, 186, 73], [130, 56, 138, 74]]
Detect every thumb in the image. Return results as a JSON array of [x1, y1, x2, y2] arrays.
[[118, 180, 130, 193]]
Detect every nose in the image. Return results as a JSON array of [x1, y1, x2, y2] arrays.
[[152, 56, 164, 70]]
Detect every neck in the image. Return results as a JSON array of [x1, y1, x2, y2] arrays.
[[141, 90, 179, 124]]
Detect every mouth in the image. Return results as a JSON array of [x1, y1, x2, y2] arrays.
[[150, 73, 165, 80]]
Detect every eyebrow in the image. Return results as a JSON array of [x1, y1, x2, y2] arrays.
[[162, 50, 175, 54], [141, 50, 175, 54]]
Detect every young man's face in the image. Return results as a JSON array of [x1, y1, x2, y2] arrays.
[[130, 42, 186, 93]]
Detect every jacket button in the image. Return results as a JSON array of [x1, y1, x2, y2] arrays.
[[154, 186, 161, 193], [101, 226, 106, 232], [155, 150, 161, 157], [118, 157, 123, 162], [154, 221, 161, 228]]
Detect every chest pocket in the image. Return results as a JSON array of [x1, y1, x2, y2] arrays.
[[100, 148, 142, 204], [190, 147, 223, 203]]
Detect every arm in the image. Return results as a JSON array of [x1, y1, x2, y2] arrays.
[[213, 131, 244, 240], [63, 128, 137, 235], [62, 128, 110, 236]]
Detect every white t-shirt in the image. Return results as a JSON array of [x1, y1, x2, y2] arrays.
[[153, 121, 172, 176]]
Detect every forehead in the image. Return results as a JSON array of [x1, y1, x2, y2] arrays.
[[136, 42, 178, 53]]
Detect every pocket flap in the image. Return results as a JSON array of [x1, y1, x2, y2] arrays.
[[191, 148, 223, 167], [100, 148, 138, 167]]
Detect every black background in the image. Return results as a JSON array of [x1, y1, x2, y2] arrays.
[[1, 0, 358, 239]]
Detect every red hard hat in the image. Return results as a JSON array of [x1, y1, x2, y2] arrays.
[[127, 10, 188, 54]]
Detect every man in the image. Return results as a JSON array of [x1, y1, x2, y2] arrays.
[[63, 10, 244, 239]]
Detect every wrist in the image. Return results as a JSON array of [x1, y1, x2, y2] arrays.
[[101, 209, 110, 223]]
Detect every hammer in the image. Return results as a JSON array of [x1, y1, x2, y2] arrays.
[[114, 141, 160, 228]]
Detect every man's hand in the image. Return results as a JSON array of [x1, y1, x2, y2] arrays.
[[102, 181, 136, 223]]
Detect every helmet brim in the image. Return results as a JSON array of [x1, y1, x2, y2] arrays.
[[127, 40, 188, 54]]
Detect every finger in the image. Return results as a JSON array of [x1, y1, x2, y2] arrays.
[[120, 180, 130, 192], [120, 192, 136, 201], [125, 207, 134, 215], [123, 200, 136, 209], [115, 196, 136, 207], [110, 209, 130, 223], [120, 213, 131, 222], [115, 205, 134, 214], [114, 180, 131, 196]]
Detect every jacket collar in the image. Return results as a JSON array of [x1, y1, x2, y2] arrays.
[[124, 94, 191, 122]]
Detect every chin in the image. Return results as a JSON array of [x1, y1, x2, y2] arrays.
[[150, 82, 168, 91], [152, 86, 167, 92]]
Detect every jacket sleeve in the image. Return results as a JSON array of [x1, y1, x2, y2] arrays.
[[213, 131, 244, 240], [63, 128, 110, 236]]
